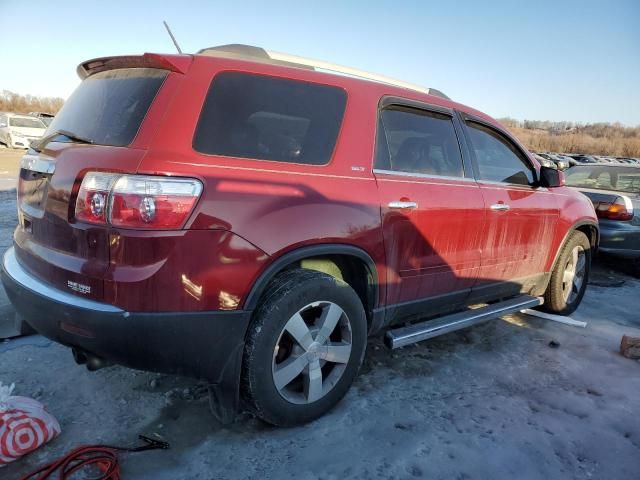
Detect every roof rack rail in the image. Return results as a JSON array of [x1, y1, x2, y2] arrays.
[[197, 44, 450, 100]]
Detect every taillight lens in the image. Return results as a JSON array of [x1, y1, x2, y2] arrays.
[[595, 195, 634, 221], [75, 172, 120, 225], [75, 173, 202, 229]]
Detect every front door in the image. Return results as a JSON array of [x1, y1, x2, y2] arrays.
[[374, 102, 485, 323], [462, 118, 559, 301]]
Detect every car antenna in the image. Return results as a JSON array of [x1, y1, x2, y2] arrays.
[[163, 20, 183, 54]]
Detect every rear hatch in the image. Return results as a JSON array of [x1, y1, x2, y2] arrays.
[[14, 59, 183, 302]]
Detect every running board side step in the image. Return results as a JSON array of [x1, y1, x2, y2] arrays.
[[384, 295, 543, 349]]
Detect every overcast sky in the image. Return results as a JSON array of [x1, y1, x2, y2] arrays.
[[1, 0, 638, 125]]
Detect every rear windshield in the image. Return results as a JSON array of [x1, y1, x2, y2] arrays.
[[10, 117, 46, 128], [193, 72, 347, 165], [45, 68, 167, 147], [565, 165, 640, 194]]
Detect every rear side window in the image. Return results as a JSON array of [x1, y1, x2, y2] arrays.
[[46, 68, 167, 147], [375, 107, 464, 177], [466, 122, 534, 186], [565, 166, 640, 194], [9, 117, 45, 128], [193, 72, 347, 165]]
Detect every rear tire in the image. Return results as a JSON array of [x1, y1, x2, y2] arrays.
[[541, 231, 591, 315], [242, 268, 367, 426]]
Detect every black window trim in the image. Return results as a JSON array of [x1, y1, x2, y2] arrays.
[[458, 111, 540, 189], [191, 69, 349, 168], [373, 95, 470, 181]]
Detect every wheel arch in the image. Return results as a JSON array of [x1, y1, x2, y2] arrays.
[[549, 220, 599, 273], [243, 244, 380, 328]]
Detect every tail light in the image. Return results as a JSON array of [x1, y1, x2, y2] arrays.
[[595, 195, 634, 221], [75, 172, 202, 229]]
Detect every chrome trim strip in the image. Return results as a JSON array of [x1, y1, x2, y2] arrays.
[[476, 179, 539, 190], [2, 247, 124, 313], [20, 154, 55, 174], [169, 161, 375, 182], [373, 169, 476, 182]]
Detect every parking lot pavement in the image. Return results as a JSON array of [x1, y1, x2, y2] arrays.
[[1, 193, 639, 480]]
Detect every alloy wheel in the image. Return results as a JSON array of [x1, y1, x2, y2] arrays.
[[562, 245, 586, 304], [272, 301, 353, 404]]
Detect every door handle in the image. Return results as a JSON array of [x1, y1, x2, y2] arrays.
[[490, 203, 510, 212], [388, 201, 418, 210]]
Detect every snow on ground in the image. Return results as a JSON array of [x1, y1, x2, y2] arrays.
[[1, 187, 639, 479]]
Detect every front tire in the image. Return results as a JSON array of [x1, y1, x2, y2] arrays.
[[242, 268, 367, 426], [541, 231, 591, 315]]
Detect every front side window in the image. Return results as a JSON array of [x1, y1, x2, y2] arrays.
[[375, 107, 464, 177], [193, 72, 347, 165], [466, 122, 534, 186]]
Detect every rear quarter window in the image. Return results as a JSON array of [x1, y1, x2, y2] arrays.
[[193, 72, 347, 165]]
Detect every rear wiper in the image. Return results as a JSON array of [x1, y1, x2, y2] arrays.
[[32, 129, 93, 152]]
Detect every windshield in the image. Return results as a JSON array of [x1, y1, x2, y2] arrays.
[[45, 68, 168, 147], [565, 165, 640, 194], [10, 117, 46, 129]]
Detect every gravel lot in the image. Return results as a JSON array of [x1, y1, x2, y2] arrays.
[[1, 148, 639, 479]]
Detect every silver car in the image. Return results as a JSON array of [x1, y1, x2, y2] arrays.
[[0, 113, 47, 149]]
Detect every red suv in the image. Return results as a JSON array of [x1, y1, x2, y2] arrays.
[[1, 45, 598, 426]]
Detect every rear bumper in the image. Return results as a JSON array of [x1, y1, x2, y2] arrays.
[[598, 220, 640, 259], [1, 247, 251, 385]]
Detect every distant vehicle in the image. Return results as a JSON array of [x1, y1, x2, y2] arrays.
[[566, 154, 598, 165], [0, 113, 47, 149], [615, 157, 638, 165], [565, 164, 640, 273], [28, 112, 55, 126], [538, 152, 572, 168]]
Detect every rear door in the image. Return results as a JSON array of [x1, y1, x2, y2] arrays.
[[461, 116, 559, 301], [374, 99, 485, 323]]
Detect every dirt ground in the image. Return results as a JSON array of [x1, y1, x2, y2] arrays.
[[1, 154, 639, 479]]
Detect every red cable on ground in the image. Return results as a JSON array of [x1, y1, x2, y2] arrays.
[[20, 445, 122, 480], [19, 436, 169, 480]]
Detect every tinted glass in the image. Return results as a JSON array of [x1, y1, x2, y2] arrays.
[[565, 166, 640, 194], [46, 68, 167, 147], [9, 117, 45, 128], [466, 122, 534, 185], [193, 72, 347, 165], [375, 107, 464, 177]]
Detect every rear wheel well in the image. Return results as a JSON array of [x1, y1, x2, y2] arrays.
[[247, 251, 377, 329], [291, 255, 375, 326]]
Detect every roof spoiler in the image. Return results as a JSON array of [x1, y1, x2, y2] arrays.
[[76, 53, 192, 79]]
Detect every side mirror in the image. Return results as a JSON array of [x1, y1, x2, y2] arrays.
[[539, 165, 565, 188]]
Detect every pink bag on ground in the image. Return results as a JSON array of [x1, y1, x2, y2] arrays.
[[0, 383, 61, 467]]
